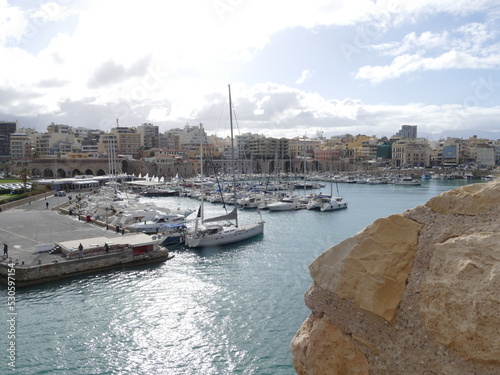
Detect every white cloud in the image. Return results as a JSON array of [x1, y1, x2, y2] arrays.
[[0, 0, 26, 44], [356, 18, 500, 84], [1, 0, 500, 140], [296, 69, 311, 84], [31, 2, 69, 23]]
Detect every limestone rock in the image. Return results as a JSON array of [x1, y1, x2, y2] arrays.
[[292, 179, 500, 374], [309, 214, 422, 322], [425, 179, 500, 215], [291, 313, 369, 375], [420, 232, 500, 363]]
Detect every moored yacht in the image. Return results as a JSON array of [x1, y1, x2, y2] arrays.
[[320, 196, 348, 211], [184, 86, 264, 248]]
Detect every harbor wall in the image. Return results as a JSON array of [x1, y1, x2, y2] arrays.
[[0, 249, 169, 287]]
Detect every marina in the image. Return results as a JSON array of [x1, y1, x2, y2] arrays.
[[0, 177, 489, 374]]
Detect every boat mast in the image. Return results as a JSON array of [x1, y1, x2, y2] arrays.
[[200, 122, 204, 223], [229, 84, 239, 227]]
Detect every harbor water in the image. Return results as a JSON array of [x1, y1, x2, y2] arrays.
[[1, 179, 479, 374]]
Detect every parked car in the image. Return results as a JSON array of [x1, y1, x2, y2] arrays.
[[54, 191, 66, 197]]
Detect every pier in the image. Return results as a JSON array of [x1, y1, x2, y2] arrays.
[[0, 194, 172, 287]]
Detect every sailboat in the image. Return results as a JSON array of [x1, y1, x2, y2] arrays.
[[184, 85, 264, 248], [307, 147, 348, 212], [319, 153, 348, 212]]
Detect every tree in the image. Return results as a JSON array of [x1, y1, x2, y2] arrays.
[[19, 167, 30, 192]]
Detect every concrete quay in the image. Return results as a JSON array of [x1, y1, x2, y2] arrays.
[[0, 194, 172, 287]]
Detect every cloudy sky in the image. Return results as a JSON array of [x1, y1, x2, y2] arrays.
[[1, 0, 500, 140]]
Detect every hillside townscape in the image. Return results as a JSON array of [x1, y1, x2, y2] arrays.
[[2, 121, 499, 179]]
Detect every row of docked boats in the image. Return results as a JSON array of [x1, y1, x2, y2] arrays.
[[237, 191, 347, 211], [333, 175, 422, 185]]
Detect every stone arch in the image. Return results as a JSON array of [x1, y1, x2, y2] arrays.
[[43, 168, 54, 178], [32, 168, 42, 178], [85, 169, 94, 175], [72, 169, 82, 177], [96, 169, 106, 176], [298, 161, 307, 173], [283, 160, 291, 173], [57, 169, 67, 178], [121, 160, 129, 173]]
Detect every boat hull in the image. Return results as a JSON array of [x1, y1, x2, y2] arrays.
[[185, 222, 264, 248]]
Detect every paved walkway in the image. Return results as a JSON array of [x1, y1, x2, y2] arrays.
[[0, 194, 124, 266]]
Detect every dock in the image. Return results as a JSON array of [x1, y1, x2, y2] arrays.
[[0, 194, 173, 287]]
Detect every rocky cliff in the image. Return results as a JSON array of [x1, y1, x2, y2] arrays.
[[291, 179, 500, 374]]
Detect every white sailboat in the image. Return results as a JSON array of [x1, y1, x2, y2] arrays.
[[185, 85, 264, 248], [319, 175, 348, 211]]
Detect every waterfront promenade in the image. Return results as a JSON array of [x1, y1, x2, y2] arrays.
[[0, 195, 124, 265], [0, 194, 170, 286]]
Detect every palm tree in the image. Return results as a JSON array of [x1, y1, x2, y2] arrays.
[[19, 167, 30, 192]]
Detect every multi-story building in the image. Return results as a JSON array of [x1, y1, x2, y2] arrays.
[[180, 124, 207, 149], [235, 132, 261, 159], [159, 131, 181, 150], [109, 127, 141, 157], [97, 134, 118, 155], [441, 138, 461, 166], [476, 145, 496, 167], [248, 137, 290, 159], [47, 123, 71, 134], [392, 139, 430, 167], [34, 134, 51, 157], [494, 141, 500, 166], [396, 125, 417, 139], [360, 139, 379, 160], [314, 147, 342, 163], [0, 121, 17, 160], [288, 137, 319, 158], [10, 133, 32, 160], [376, 142, 393, 161], [137, 123, 159, 149]]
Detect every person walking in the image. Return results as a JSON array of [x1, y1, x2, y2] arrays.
[[46, 202, 49, 209], [78, 243, 83, 259], [3, 243, 7, 258]]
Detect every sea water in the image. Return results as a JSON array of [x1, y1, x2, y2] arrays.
[[0, 179, 478, 375]]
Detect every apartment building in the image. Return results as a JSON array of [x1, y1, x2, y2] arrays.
[[392, 139, 430, 167], [0, 121, 17, 159], [248, 137, 290, 159], [10, 133, 32, 160], [137, 123, 159, 149]]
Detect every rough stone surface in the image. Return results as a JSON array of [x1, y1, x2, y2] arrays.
[[309, 214, 422, 322], [419, 232, 500, 363], [291, 313, 369, 375], [291, 179, 500, 374]]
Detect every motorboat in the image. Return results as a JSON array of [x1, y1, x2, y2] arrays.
[[267, 195, 305, 211], [320, 196, 348, 211], [158, 223, 187, 245], [306, 194, 332, 210], [394, 177, 421, 186], [127, 213, 186, 234]]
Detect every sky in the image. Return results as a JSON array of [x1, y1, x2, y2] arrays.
[[1, 0, 500, 141]]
